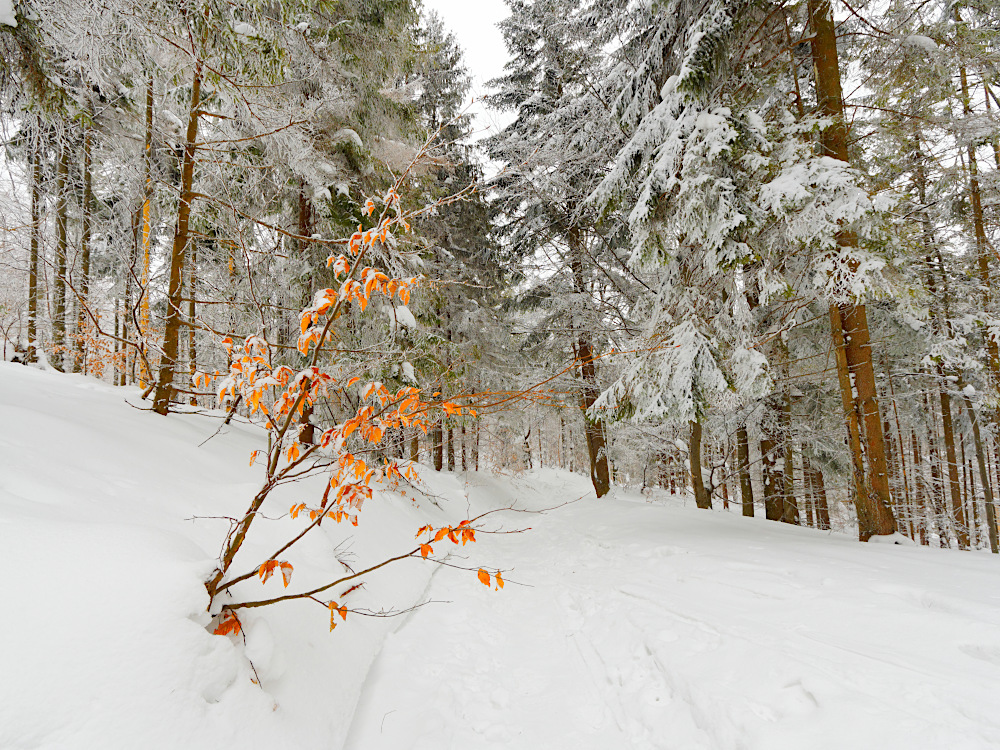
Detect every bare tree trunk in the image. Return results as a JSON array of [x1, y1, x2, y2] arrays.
[[939, 379, 970, 548], [74, 123, 93, 374], [912, 430, 928, 545], [409, 427, 419, 463], [810, 0, 896, 540], [568, 225, 611, 498], [802, 454, 816, 527], [781, 389, 799, 525], [962, 395, 999, 553], [760, 409, 783, 521], [956, 11, 1000, 392], [737, 425, 754, 517], [27, 125, 41, 364], [52, 142, 69, 372], [811, 462, 831, 530], [689, 421, 712, 509], [432, 420, 443, 471], [138, 74, 154, 386], [187, 243, 198, 405], [461, 424, 467, 471], [153, 60, 203, 415], [447, 423, 455, 471]]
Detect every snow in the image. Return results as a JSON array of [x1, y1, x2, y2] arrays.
[[385, 303, 417, 331], [0, 0, 15, 27], [3, 363, 1000, 749], [903, 35, 937, 52]]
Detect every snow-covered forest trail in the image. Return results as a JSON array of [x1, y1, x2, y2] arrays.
[[346, 471, 1000, 750]]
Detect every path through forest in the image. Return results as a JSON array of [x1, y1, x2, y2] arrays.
[[344, 470, 1000, 750]]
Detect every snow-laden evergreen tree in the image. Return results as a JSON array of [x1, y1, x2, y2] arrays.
[[485, 0, 641, 496]]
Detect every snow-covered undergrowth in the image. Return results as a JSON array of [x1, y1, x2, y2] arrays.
[[3, 363, 1000, 749]]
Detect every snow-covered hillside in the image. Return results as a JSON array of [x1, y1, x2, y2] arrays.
[[2, 363, 1000, 749]]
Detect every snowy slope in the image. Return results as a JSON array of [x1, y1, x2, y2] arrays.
[[0, 363, 473, 750], [2, 363, 1000, 749]]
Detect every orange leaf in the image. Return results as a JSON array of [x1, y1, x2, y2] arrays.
[[495, 571, 504, 590], [420, 544, 433, 558], [258, 560, 278, 584], [213, 611, 241, 636], [477, 568, 490, 587], [399, 287, 410, 305], [433, 527, 448, 543], [249, 450, 260, 466], [280, 562, 293, 588]]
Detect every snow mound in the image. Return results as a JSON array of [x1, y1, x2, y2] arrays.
[[0, 364, 477, 750]]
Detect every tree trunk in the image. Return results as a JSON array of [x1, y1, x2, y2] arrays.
[[568, 225, 611, 498], [27, 125, 41, 364], [447, 423, 455, 471], [432, 420, 443, 471], [139, 73, 154, 386], [780, 387, 799, 525], [188, 243, 198, 405], [75, 123, 93, 374], [52, 142, 69, 373], [810, 0, 896, 540], [938, 378, 970, 549], [153, 60, 203, 415], [409, 428, 419, 463], [956, 10, 1000, 391], [811, 461, 831, 530], [760, 410, 783, 521], [737, 425, 754, 517], [962, 395, 999, 553], [689, 421, 712, 509], [461, 423, 467, 471]]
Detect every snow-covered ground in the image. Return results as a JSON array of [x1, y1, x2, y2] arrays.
[[2, 362, 1000, 749]]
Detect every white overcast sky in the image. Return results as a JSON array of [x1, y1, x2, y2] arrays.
[[421, 0, 513, 139]]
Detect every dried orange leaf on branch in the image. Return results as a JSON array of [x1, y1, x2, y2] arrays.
[[213, 611, 242, 636], [477, 568, 490, 587]]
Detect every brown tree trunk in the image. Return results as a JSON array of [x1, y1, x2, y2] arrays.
[[432, 420, 443, 471], [810, 0, 896, 539], [689, 421, 712, 509], [27, 125, 41, 364], [153, 60, 203, 415], [780, 388, 799, 525], [956, 11, 1000, 391], [139, 73, 154, 386], [74, 123, 93, 374], [737, 425, 754, 517], [939, 379, 970, 549], [760, 410, 783, 521], [52, 142, 69, 372], [811, 462, 831, 530], [447, 423, 455, 471], [187, 243, 198, 405], [962, 395, 999, 553], [568, 225, 611, 498], [461, 424, 467, 471], [912, 430, 928, 545], [409, 428, 419, 463]]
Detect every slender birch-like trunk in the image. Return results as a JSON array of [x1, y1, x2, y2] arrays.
[[153, 59, 203, 414]]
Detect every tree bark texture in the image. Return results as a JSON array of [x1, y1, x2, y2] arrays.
[[810, 0, 896, 539], [153, 60, 203, 415]]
